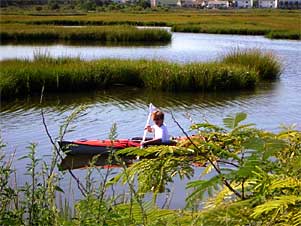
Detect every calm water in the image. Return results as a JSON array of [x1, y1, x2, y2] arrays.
[[1, 32, 301, 208]]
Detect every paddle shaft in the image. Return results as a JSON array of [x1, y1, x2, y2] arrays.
[[141, 104, 154, 146]]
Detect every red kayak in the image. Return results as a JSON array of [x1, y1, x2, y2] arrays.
[[59, 137, 177, 155]]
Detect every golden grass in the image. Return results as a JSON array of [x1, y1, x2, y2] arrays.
[[1, 9, 299, 39]]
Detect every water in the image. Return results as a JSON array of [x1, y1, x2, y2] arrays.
[[2, 32, 300, 63], [1, 32, 301, 209]]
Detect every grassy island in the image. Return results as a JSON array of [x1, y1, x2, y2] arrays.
[[0, 24, 171, 44], [0, 50, 281, 100], [172, 24, 301, 40]]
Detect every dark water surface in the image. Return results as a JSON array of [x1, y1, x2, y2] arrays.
[[1, 32, 300, 209]]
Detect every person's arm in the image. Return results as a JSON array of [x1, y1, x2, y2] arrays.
[[141, 138, 162, 146]]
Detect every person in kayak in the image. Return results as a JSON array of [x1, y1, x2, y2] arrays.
[[141, 110, 170, 146]]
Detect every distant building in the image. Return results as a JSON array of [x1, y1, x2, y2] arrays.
[[258, 0, 277, 7], [235, 0, 253, 7], [158, 0, 301, 8], [158, 0, 178, 6], [181, 0, 199, 7], [207, 0, 229, 8], [278, 0, 301, 8], [150, 0, 157, 7], [117, 0, 128, 3], [193, 0, 206, 6]]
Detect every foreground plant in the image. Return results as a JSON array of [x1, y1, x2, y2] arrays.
[[0, 110, 300, 225], [113, 112, 301, 225], [0, 142, 63, 225]]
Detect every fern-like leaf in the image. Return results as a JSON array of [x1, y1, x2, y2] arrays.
[[191, 123, 225, 132], [251, 195, 301, 219], [292, 211, 301, 226], [186, 175, 222, 202], [223, 112, 247, 129]]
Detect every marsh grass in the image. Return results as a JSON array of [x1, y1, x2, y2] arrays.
[[0, 50, 281, 99], [0, 57, 263, 99], [221, 49, 281, 80], [1, 10, 300, 40], [265, 30, 301, 40], [172, 24, 268, 36], [0, 24, 171, 43], [172, 24, 301, 40]]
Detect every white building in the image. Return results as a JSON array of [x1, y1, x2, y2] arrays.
[[258, 0, 277, 7], [207, 0, 229, 8], [150, 0, 157, 7], [235, 0, 253, 7]]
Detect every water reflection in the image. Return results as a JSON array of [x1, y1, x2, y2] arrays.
[[60, 154, 134, 171], [0, 82, 277, 113]]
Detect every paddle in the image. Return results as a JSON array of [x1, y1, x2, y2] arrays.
[[141, 103, 156, 147]]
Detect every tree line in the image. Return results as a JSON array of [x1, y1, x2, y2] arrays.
[[0, 0, 151, 11], [0, 0, 128, 8]]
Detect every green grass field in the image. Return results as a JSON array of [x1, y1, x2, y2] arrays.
[[1, 9, 300, 39]]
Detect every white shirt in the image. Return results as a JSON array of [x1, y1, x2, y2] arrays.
[[152, 124, 169, 143]]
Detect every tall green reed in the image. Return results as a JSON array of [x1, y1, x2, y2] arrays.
[[1, 49, 280, 100], [221, 48, 281, 80], [172, 24, 268, 36]]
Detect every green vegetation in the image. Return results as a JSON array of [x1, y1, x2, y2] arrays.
[[0, 24, 171, 43], [116, 112, 301, 225], [1, 10, 300, 40], [1, 111, 300, 225], [172, 23, 301, 40], [0, 0, 154, 12], [221, 49, 282, 80], [0, 50, 281, 99], [266, 30, 301, 40]]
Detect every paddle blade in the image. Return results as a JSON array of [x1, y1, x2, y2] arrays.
[[149, 103, 156, 113]]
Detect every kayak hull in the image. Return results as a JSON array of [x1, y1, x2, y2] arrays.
[[59, 141, 113, 155], [59, 138, 141, 155], [59, 137, 176, 155]]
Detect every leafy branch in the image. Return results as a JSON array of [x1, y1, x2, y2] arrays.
[[171, 111, 243, 199]]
